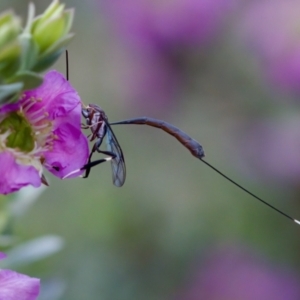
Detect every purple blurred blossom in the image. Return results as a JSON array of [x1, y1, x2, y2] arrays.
[[99, 0, 236, 110], [0, 70, 89, 194], [102, 0, 235, 50], [0, 252, 40, 300], [236, 116, 300, 186], [239, 0, 300, 96], [175, 244, 300, 300], [109, 48, 181, 111]]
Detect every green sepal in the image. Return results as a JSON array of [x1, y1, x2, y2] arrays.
[[41, 32, 74, 57], [60, 8, 74, 37], [32, 0, 64, 29], [31, 33, 74, 73], [32, 48, 64, 73], [18, 34, 39, 71]]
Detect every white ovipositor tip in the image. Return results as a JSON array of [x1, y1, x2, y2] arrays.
[[294, 219, 300, 225]]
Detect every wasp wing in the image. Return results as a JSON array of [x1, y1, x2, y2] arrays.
[[105, 122, 126, 187]]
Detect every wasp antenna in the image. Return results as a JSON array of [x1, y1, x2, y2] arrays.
[[65, 50, 69, 81], [65, 50, 88, 109]]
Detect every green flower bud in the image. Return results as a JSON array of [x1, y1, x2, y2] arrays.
[[33, 1, 70, 52], [0, 11, 21, 50], [30, 0, 74, 72], [0, 1, 74, 104], [0, 10, 21, 78], [17, 0, 74, 73]]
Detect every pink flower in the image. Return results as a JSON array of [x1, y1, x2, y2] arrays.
[[175, 244, 300, 300], [236, 116, 300, 186], [239, 0, 300, 96], [0, 70, 89, 194], [97, 0, 236, 111], [101, 0, 234, 49], [0, 252, 40, 300]]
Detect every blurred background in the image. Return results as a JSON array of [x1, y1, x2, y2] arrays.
[[2, 0, 300, 299]]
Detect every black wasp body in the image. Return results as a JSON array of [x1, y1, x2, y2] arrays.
[[82, 103, 108, 150], [81, 104, 126, 187], [79, 102, 300, 225]]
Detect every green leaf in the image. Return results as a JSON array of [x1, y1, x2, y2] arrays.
[[0, 235, 65, 268], [7, 70, 43, 90], [0, 197, 8, 234], [23, 3, 35, 34], [0, 82, 23, 104], [9, 185, 47, 217]]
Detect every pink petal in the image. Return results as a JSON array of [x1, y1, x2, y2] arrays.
[[0, 269, 40, 300], [0, 103, 20, 115], [0, 152, 41, 195], [23, 70, 81, 121], [44, 123, 89, 178]]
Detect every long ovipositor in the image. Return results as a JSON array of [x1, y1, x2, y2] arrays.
[[110, 117, 300, 226], [110, 117, 205, 159]]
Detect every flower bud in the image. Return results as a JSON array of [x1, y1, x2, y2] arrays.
[[1, 1, 75, 104], [30, 0, 74, 72], [0, 10, 21, 78]]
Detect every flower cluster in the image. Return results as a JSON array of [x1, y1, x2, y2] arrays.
[[239, 0, 300, 96], [175, 245, 300, 300], [0, 70, 89, 194], [0, 0, 89, 297], [99, 0, 235, 110]]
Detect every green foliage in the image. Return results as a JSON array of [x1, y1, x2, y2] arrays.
[[0, 1, 74, 104]]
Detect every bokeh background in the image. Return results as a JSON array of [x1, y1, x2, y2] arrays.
[[2, 0, 300, 299]]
